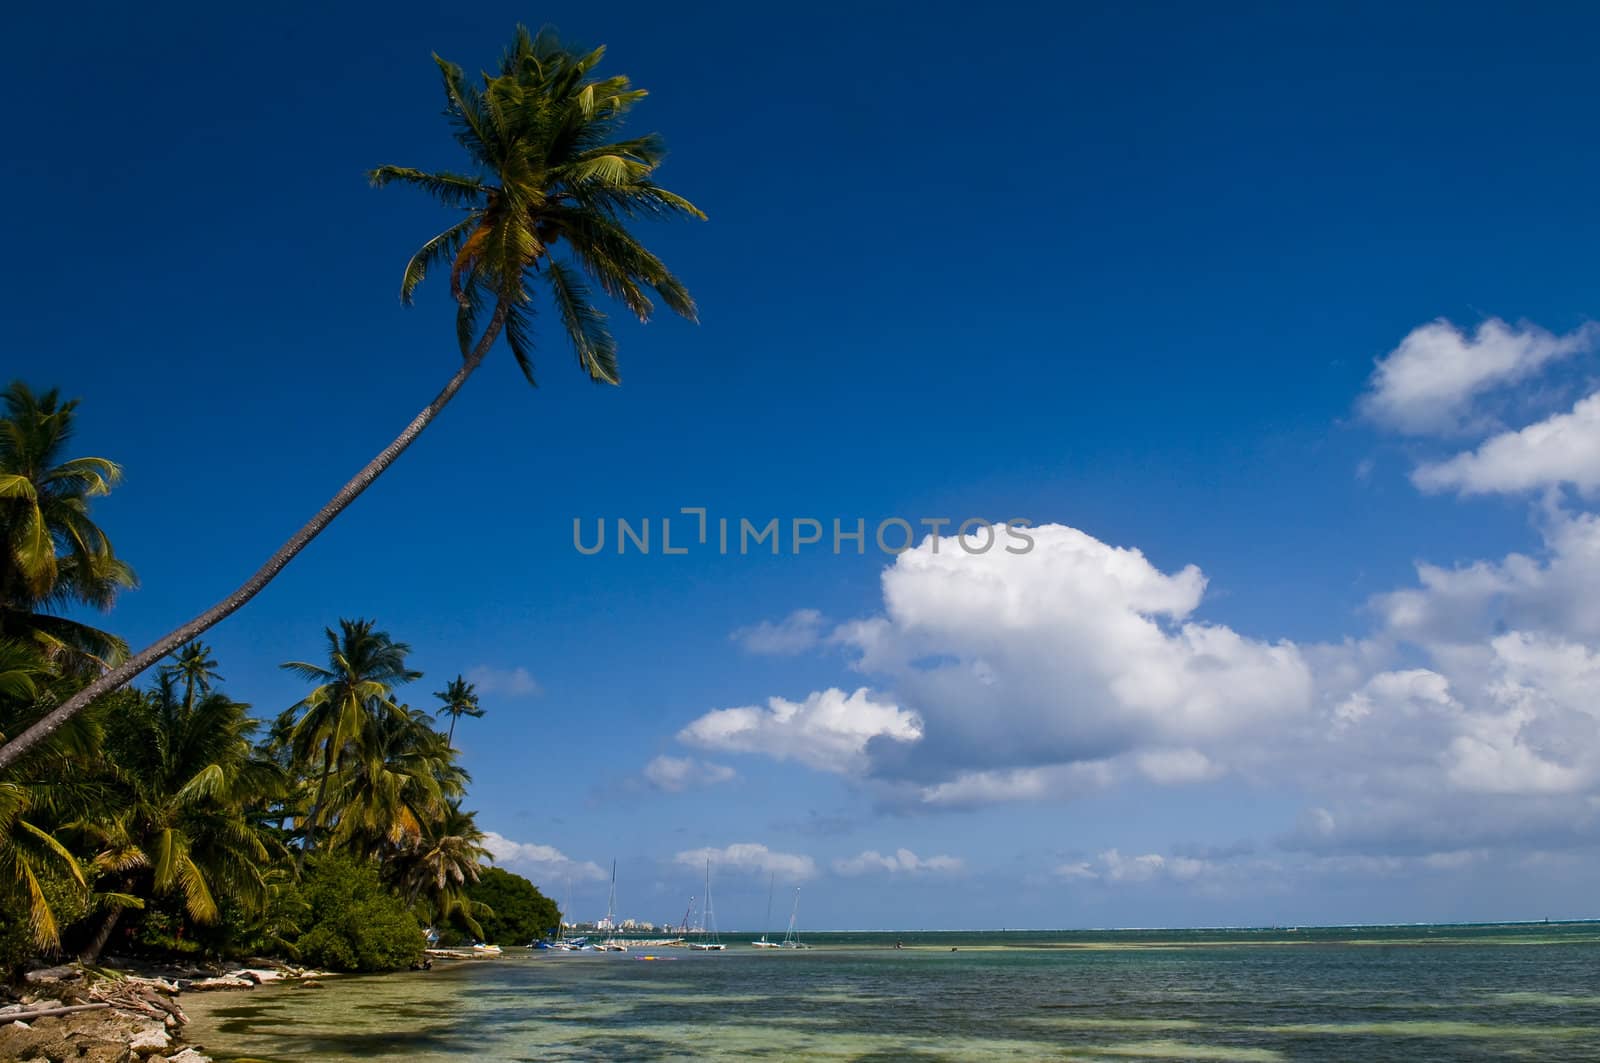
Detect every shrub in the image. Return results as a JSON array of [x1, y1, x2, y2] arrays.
[[293, 854, 424, 971], [468, 866, 560, 944]]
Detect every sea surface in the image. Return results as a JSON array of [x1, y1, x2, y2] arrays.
[[183, 923, 1600, 1061]]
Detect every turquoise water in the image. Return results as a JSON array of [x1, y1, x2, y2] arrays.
[[185, 923, 1600, 1061]]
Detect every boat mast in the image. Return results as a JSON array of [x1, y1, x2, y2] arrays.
[[763, 873, 775, 942], [783, 887, 801, 946]]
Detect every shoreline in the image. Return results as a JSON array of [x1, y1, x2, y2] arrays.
[[0, 958, 340, 1063]]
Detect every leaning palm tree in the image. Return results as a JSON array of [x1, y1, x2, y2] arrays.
[[434, 676, 483, 747], [279, 620, 420, 860], [0, 383, 135, 675], [0, 25, 702, 770]]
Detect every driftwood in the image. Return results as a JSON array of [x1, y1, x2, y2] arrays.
[[2, 1001, 111, 1022]]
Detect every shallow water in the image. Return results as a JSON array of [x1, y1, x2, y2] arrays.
[[184, 923, 1600, 1061]]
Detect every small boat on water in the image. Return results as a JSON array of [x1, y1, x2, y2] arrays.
[[597, 860, 629, 951], [752, 873, 782, 948], [780, 888, 808, 949], [688, 859, 727, 951], [471, 943, 504, 956]]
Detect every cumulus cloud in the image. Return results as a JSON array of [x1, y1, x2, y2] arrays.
[[642, 755, 736, 793], [838, 524, 1311, 795], [466, 665, 543, 697], [677, 687, 922, 774], [673, 843, 817, 880], [1376, 510, 1600, 646], [1360, 317, 1597, 436], [833, 848, 964, 876], [1412, 392, 1600, 496], [483, 832, 606, 885], [731, 609, 827, 655]]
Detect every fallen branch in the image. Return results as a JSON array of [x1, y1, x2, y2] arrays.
[[2, 1002, 111, 1022]]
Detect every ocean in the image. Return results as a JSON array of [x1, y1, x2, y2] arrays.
[[183, 923, 1600, 1060]]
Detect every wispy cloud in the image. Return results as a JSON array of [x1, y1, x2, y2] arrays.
[[833, 848, 963, 876], [643, 755, 737, 793], [466, 665, 543, 698], [730, 609, 827, 655]]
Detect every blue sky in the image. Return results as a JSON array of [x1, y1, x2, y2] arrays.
[[9, 1, 1600, 929]]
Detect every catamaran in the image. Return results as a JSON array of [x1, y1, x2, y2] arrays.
[[687, 859, 727, 951], [752, 873, 781, 948], [779, 887, 808, 949]]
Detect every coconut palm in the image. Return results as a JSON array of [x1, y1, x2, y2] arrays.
[[279, 620, 420, 860], [434, 676, 483, 747], [325, 703, 465, 857], [0, 383, 135, 675], [390, 800, 491, 937], [0, 778, 86, 953], [78, 670, 281, 962], [0, 25, 701, 770]]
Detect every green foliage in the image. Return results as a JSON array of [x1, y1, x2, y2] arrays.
[[370, 24, 702, 385], [293, 854, 424, 971], [468, 866, 558, 944], [0, 382, 135, 674]]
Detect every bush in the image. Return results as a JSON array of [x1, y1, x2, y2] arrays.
[[468, 866, 560, 944], [293, 854, 424, 971]]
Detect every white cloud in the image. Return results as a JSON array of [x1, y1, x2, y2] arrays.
[[915, 762, 1116, 809], [731, 609, 827, 655], [642, 755, 736, 793], [672, 843, 817, 880], [1376, 510, 1600, 645], [677, 687, 922, 774], [833, 848, 964, 876], [466, 665, 542, 697], [1360, 317, 1597, 435], [838, 524, 1311, 798], [1413, 391, 1600, 495], [483, 832, 606, 885], [1055, 849, 1212, 884]]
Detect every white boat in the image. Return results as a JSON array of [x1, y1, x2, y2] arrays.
[[471, 943, 504, 956], [779, 888, 808, 949], [752, 873, 781, 948], [597, 860, 629, 951], [687, 859, 726, 951]]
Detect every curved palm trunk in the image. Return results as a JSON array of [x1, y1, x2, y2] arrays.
[[0, 304, 509, 771], [446, 714, 458, 747]]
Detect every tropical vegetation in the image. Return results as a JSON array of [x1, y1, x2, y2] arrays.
[[0, 22, 700, 772], [0, 379, 563, 975]]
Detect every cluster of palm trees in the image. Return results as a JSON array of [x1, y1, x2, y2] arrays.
[[0, 385, 495, 963], [0, 21, 701, 966]]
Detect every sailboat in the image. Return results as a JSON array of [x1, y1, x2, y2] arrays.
[[779, 887, 808, 949], [597, 860, 627, 951], [752, 873, 781, 948], [687, 859, 726, 951]]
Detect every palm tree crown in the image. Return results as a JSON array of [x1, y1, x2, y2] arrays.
[[0, 383, 136, 671], [370, 24, 703, 384], [434, 675, 484, 747], [279, 620, 421, 857]]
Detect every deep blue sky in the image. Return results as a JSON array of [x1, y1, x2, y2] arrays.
[[8, 1, 1600, 929]]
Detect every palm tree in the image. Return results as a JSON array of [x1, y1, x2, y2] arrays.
[[0, 25, 702, 770], [78, 669, 282, 962], [279, 620, 420, 861], [325, 703, 464, 857], [390, 800, 491, 938], [434, 676, 483, 747], [0, 383, 135, 675]]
